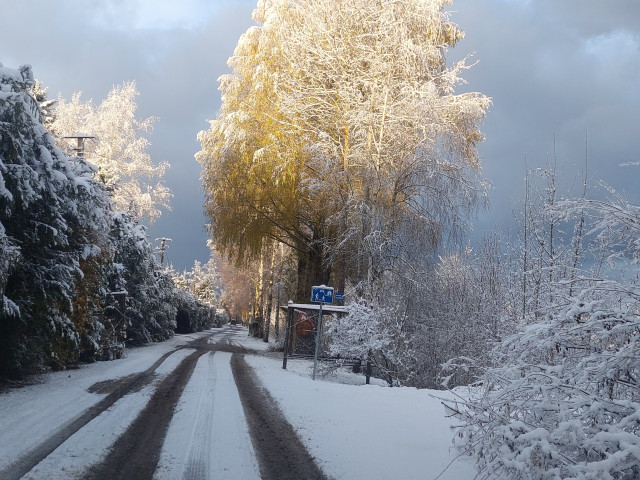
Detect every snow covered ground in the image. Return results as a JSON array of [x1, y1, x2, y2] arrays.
[[0, 326, 476, 479], [246, 354, 475, 480], [0, 333, 209, 474]]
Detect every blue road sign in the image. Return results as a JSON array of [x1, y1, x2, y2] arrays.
[[335, 292, 345, 302], [311, 285, 334, 304]]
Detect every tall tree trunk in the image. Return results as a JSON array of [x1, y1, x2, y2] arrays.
[[295, 245, 330, 302], [263, 244, 276, 342], [254, 249, 265, 337]]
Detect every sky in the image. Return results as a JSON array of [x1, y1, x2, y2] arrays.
[[1, 0, 639, 271]]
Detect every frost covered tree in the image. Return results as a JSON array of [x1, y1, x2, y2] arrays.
[[324, 235, 508, 388], [455, 177, 640, 479], [171, 257, 221, 333], [513, 152, 591, 324], [108, 212, 177, 345], [52, 81, 172, 224], [415, 239, 510, 388], [0, 64, 114, 375], [186, 258, 222, 308], [197, 0, 490, 300]]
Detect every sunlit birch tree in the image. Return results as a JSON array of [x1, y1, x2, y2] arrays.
[[52, 82, 172, 224], [197, 0, 490, 300]]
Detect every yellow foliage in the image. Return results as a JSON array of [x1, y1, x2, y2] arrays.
[[197, 0, 490, 289]]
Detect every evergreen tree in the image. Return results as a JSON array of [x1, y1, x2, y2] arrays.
[[30, 79, 56, 129], [0, 65, 112, 376], [108, 212, 176, 346]]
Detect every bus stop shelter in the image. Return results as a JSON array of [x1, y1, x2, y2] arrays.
[[281, 301, 348, 370]]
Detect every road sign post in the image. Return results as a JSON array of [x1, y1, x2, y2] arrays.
[[311, 285, 333, 380]]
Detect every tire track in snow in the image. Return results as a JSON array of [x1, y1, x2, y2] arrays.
[[83, 348, 205, 479], [86, 328, 254, 479], [0, 346, 185, 480], [231, 353, 329, 480], [23, 383, 158, 479]]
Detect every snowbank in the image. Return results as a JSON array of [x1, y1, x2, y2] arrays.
[[246, 355, 476, 480]]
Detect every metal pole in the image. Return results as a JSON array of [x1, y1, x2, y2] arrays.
[[155, 237, 172, 265], [312, 302, 323, 380], [274, 284, 281, 341], [282, 300, 293, 369]]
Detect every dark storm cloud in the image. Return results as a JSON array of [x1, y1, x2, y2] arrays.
[[0, 0, 256, 270], [546, 0, 640, 35], [137, 4, 258, 270], [449, 0, 640, 237]]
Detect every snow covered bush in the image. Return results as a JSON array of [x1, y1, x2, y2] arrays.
[[323, 258, 496, 388], [0, 64, 187, 379], [326, 237, 508, 389], [455, 188, 640, 480], [325, 297, 415, 386], [413, 241, 509, 389], [173, 288, 214, 334]]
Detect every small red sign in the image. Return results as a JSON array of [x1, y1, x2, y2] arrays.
[[295, 312, 314, 337]]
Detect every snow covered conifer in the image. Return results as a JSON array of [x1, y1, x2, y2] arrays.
[[30, 79, 56, 129], [108, 212, 177, 345], [0, 64, 113, 376]]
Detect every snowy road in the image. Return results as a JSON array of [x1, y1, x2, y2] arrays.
[[0, 326, 327, 480], [1, 325, 476, 480], [154, 350, 260, 480]]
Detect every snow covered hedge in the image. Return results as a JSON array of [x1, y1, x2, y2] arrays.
[[0, 63, 102, 375], [0, 64, 210, 380]]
